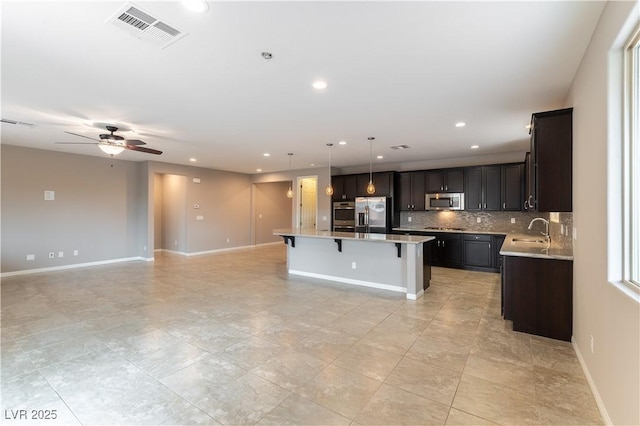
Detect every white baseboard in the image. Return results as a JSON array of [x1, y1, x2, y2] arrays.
[[1, 256, 147, 278], [288, 269, 406, 294], [572, 337, 611, 425], [155, 242, 281, 258]]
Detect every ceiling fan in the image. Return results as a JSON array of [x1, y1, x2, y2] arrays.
[[55, 125, 162, 156]]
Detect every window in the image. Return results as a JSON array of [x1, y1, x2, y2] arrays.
[[624, 26, 640, 287]]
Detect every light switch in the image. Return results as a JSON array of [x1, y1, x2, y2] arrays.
[[196, 215, 204, 220], [44, 190, 55, 201], [192, 178, 201, 184]]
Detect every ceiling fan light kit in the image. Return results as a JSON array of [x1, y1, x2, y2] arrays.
[[98, 144, 126, 156], [56, 125, 162, 157]]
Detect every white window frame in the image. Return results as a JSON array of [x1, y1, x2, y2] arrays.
[[623, 26, 639, 288]]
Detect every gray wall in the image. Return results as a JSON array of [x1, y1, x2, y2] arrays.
[[565, 1, 639, 424], [1, 145, 143, 272], [160, 174, 187, 252], [252, 166, 333, 231], [145, 161, 253, 255], [1, 146, 255, 273], [254, 182, 292, 244]]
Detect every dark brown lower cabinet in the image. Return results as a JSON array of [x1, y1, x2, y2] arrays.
[[503, 255, 573, 341]]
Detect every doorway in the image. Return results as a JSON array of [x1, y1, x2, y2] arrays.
[[298, 176, 317, 229]]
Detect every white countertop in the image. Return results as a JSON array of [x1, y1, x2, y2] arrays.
[[273, 229, 434, 245]]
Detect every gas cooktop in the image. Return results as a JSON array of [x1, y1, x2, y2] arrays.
[[424, 227, 466, 231]]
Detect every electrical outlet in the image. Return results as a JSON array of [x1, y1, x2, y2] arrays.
[[476, 217, 482, 223], [196, 215, 204, 220], [322, 216, 327, 221], [48, 252, 55, 259], [58, 251, 64, 258], [408, 216, 412, 222], [26, 254, 35, 261], [73, 250, 79, 256], [511, 218, 516, 224], [351, 262, 356, 269], [590, 335, 594, 353]]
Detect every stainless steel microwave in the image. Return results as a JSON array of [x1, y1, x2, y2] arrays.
[[425, 193, 465, 210]]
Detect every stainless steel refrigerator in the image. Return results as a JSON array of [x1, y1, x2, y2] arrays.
[[355, 196, 392, 234]]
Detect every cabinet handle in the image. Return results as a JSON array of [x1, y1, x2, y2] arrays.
[[489, 243, 491, 249], [524, 200, 528, 210], [445, 185, 448, 191], [441, 185, 444, 191], [442, 241, 446, 247], [484, 203, 487, 209], [478, 203, 481, 209], [503, 203, 506, 209]]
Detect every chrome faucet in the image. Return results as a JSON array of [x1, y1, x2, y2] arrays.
[[528, 217, 550, 242]]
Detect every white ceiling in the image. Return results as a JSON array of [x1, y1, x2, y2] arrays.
[[1, 1, 605, 174]]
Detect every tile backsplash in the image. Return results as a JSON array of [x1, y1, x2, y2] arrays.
[[400, 210, 573, 248]]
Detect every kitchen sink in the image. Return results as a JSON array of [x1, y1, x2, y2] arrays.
[[511, 237, 548, 244]]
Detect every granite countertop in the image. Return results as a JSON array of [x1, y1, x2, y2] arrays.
[[273, 228, 435, 245], [393, 227, 506, 235], [499, 233, 573, 260], [392, 227, 573, 260]]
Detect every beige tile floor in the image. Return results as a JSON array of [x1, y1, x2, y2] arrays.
[[1, 244, 602, 425]]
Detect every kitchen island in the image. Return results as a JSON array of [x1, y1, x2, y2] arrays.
[[273, 229, 434, 300]]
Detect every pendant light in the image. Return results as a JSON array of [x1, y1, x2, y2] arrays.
[[325, 143, 334, 196], [366, 137, 376, 194], [286, 153, 294, 198]]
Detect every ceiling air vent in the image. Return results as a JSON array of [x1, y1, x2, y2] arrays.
[[106, 3, 187, 49], [1, 118, 36, 128], [390, 144, 410, 150]]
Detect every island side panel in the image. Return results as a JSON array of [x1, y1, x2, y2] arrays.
[[405, 243, 424, 300], [286, 236, 408, 294]]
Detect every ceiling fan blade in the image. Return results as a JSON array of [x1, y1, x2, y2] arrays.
[[125, 145, 162, 155], [55, 142, 98, 145], [124, 139, 146, 146], [65, 131, 99, 141]]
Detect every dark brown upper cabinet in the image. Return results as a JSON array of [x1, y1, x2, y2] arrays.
[[398, 171, 425, 210], [464, 166, 501, 211], [356, 171, 394, 197], [501, 163, 524, 211], [526, 108, 573, 212], [331, 174, 357, 201], [425, 169, 464, 193]]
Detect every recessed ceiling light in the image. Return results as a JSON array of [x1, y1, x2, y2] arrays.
[[470, 145, 480, 149], [455, 122, 466, 128], [338, 140, 347, 145], [189, 158, 197, 162], [263, 153, 270, 157], [181, 0, 208, 13], [377, 155, 384, 159], [256, 168, 262, 172], [312, 80, 328, 90]]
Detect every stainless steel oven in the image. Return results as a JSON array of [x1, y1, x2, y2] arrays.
[[333, 201, 355, 231]]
